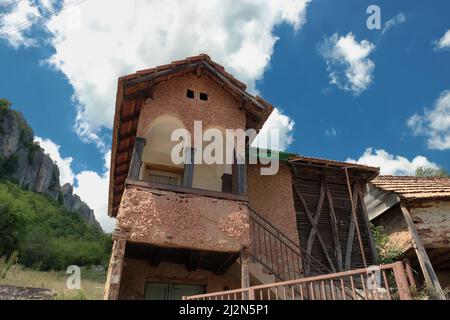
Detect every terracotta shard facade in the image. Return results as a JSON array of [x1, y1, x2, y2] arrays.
[[117, 186, 250, 252]]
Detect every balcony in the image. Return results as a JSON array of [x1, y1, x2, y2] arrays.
[[116, 179, 250, 253]]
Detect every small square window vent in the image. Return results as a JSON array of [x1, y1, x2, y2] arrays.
[[186, 89, 194, 99], [199, 93, 208, 101]]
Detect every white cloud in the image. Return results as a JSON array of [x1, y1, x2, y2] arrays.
[[347, 148, 439, 176], [319, 32, 375, 95], [252, 108, 295, 151], [381, 13, 405, 36], [33, 136, 114, 232], [1, 0, 309, 149], [407, 90, 450, 150], [434, 30, 450, 51], [325, 128, 337, 137], [34, 136, 74, 185], [74, 151, 115, 233]]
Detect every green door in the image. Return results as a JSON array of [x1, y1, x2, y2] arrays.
[[144, 282, 204, 300], [144, 283, 169, 300]]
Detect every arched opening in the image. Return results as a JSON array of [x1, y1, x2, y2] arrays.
[[140, 115, 186, 186], [192, 127, 232, 192]]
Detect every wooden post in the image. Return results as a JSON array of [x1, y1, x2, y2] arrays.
[[104, 238, 126, 300], [128, 137, 146, 180], [182, 147, 195, 187], [404, 259, 417, 288], [358, 186, 379, 264], [344, 168, 367, 268], [400, 203, 446, 300], [392, 261, 412, 300], [240, 247, 250, 299]]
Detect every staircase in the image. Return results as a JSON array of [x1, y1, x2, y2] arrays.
[[183, 207, 415, 300], [248, 206, 333, 282]]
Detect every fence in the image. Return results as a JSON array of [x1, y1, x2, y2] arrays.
[[183, 261, 413, 300]]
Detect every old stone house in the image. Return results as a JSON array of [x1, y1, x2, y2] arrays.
[[367, 176, 450, 298], [104, 54, 413, 300]]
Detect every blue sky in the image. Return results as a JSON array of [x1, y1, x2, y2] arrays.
[[1, 0, 449, 231]]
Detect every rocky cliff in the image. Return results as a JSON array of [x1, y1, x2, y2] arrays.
[[0, 103, 102, 230]]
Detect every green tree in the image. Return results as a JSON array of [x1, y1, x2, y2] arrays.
[[0, 203, 23, 257], [415, 166, 449, 177], [0, 98, 11, 110]]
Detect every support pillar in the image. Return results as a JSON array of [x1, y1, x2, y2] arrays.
[[104, 238, 126, 300], [240, 247, 250, 299], [400, 203, 446, 300]]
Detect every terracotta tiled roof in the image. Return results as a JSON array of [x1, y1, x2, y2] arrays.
[[122, 54, 248, 91], [371, 175, 450, 200]]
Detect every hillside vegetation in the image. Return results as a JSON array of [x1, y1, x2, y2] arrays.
[[0, 180, 111, 271]]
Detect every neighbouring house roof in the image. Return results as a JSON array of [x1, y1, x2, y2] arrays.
[[109, 54, 274, 217], [366, 175, 450, 221], [371, 176, 450, 201]]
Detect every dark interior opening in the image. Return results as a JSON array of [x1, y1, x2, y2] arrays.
[[199, 92, 208, 101], [186, 89, 194, 99]]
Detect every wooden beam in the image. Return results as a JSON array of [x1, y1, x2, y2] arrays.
[[325, 179, 343, 271], [358, 186, 379, 264], [400, 203, 446, 300], [345, 183, 359, 270], [182, 147, 194, 188], [305, 178, 326, 274], [150, 247, 163, 267], [186, 250, 201, 271], [292, 182, 336, 273], [240, 248, 250, 290], [103, 239, 126, 300], [236, 152, 247, 196], [215, 253, 240, 275], [344, 168, 367, 268], [126, 179, 248, 202], [127, 137, 146, 180], [145, 163, 184, 175]]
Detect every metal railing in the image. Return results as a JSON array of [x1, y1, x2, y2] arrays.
[[183, 261, 413, 300], [248, 206, 335, 281]]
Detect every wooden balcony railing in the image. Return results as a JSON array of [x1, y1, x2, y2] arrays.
[[183, 261, 413, 300]]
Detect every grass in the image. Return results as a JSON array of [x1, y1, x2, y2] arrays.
[[0, 264, 106, 300]]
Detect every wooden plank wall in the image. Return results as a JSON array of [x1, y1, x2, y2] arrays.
[[291, 166, 376, 274]]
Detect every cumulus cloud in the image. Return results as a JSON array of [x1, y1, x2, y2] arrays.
[[252, 108, 295, 151], [434, 30, 450, 51], [347, 148, 439, 176], [325, 128, 337, 137], [319, 32, 375, 95], [74, 151, 115, 233], [34, 136, 75, 185], [407, 90, 450, 150], [381, 13, 405, 36], [1, 0, 309, 150], [33, 136, 114, 232]]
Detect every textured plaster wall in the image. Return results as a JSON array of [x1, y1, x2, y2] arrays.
[[118, 259, 240, 299], [247, 162, 299, 244], [117, 186, 250, 252], [137, 73, 246, 139], [410, 200, 450, 249]]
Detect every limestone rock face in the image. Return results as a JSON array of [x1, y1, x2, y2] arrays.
[[0, 107, 102, 231], [61, 184, 101, 230]]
